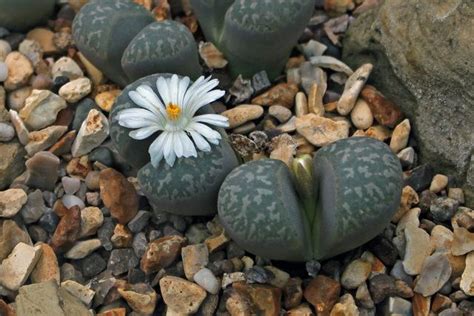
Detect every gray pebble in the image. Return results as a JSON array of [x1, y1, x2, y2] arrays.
[[61, 263, 85, 284], [127, 210, 150, 233], [21, 189, 46, 224], [107, 249, 139, 276], [306, 260, 321, 277], [252, 71, 271, 93], [61, 176, 81, 195], [42, 191, 56, 207], [430, 197, 459, 222], [79, 253, 106, 278], [62, 194, 85, 210], [0, 122, 15, 142], [38, 209, 59, 233], [245, 266, 274, 284], [97, 217, 115, 251], [148, 229, 162, 241], [28, 225, 48, 243], [132, 232, 147, 258]]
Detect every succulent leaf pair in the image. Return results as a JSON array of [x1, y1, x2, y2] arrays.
[[218, 137, 403, 261], [190, 0, 316, 79], [72, 0, 201, 86]]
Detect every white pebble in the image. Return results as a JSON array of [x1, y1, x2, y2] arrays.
[[62, 176, 81, 195], [193, 268, 220, 294], [0, 61, 8, 82], [62, 194, 85, 210]]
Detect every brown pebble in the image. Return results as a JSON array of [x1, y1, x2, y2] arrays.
[[284, 277, 304, 310], [66, 156, 92, 179], [111, 224, 133, 248], [303, 275, 341, 316], [360, 85, 403, 128], [99, 168, 138, 224], [233, 282, 282, 316], [30, 243, 60, 284], [140, 235, 186, 274], [50, 205, 81, 253], [48, 130, 76, 156], [252, 83, 298, 108]]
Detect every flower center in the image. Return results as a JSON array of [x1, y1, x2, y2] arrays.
[[166, 103, 181, 120]]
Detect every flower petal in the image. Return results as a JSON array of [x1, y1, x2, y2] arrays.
[[136, 85, 167, 118], [177, 76, 190, 111], [117, 108, 161, 129], [173, 131, 184, 158], [129, 125, 161, 140], [169, 74, 179, 105], [182, 76, 207, 108], [149, 132, 167, 167], [186, 89, 225, 116], [179, 132, 197, 157], [156, 77, 171, 107], [163, 132, 176, 167], [190, 122, 222, 142], [187, 129, 211, 152], [192, 114, 229, 128]]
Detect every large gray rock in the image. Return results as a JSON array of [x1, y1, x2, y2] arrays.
[[342, 0, 474, 206]]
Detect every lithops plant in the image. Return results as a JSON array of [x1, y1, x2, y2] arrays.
[[190, 0, 316, 79], [0, 0, 56, 32], [218, 137, 403, 261], [72, 0, 201, 86], [110, 73, 239, 216]]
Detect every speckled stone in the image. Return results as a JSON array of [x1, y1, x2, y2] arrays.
[[108, 248, 139, 276]]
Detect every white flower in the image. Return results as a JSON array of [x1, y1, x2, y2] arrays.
[[116, 74, 229, 167]]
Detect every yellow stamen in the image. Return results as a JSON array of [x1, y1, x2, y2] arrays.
[[166, 103, 181, 120]]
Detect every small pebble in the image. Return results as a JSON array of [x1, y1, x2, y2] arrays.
[[269, 105, 292, 123], [430, 174, 449, 193], [430, 197, 459, 222], [0, 122, 14, 141], [350, 98, 373, 130], [59, 77, 92, 103], [64, 239, 102, 260], [95, 90, 120, 112], [193, 267, 220, 294], [62, 194, 85, 210], [52, 56, 83, 80], [61, 176, 81, 195], [390, 118, 411, 153], [3, 51, 33, 90], [336, 63, 373, 115], [221, 104, 264, 129]]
